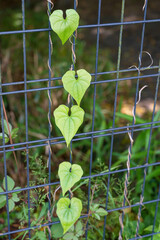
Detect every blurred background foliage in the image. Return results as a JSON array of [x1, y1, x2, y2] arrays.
[[0, 0, 160, 239]]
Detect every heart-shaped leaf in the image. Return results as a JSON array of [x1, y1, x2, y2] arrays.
[[58, 162, 83, 196], [56, 197, 82, 234], [54, 105, 84, 147], [62, 69, 92, 106], [49, 9, 79, 45]]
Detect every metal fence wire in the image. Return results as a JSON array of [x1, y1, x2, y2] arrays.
[[0, 0, 160, 239]]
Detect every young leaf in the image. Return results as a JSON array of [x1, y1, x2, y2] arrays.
[[75, 221, 83, 232], [0, 190, 6, 209], [3, 176, 15, 191], [3, 120, 12, 135], [93, 213, 101, 220], [56, 197, 82, 234], [96, 207, 108, 216], [14, 187, 21, 194], [0, 195, 5, 204], [0, 133, 9, 143], [63, 233, 74, 240], [36, 231, 47, 240], [62, 69, 92, 106], [58, 161, 83, 196], [49, 9, 79, 45], [8, 199, 15, 212], [73, 237, 78, 240], [11, 128, 19, 138], [54, 105, 84, 147], [12, 193, 20, 202], [0, 199, 6, 209], [75, 221, 84, 237]]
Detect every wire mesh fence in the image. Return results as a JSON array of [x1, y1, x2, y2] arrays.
[[0, 0, 160, 239]]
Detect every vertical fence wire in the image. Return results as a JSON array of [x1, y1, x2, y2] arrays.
[[22, 0, 31, 238], [103, 0, 125, 238], [85, 0, 102, 238], [119, 1, 149, 238], [135, 62, 160, 237]]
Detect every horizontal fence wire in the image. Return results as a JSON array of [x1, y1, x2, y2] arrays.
[[0, 0, 160, 239], [1, 19, 160, 35]]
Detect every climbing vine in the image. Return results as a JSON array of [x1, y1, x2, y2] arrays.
[[49, 6, 92, 234], [49, 3, 108, 236], [49, 5, 109, 238]]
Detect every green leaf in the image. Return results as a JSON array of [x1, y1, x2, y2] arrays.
[[54, 105, 84, 147], [62, 69, 92, 106], [75, 221, 84, 237], [58, 161, 83, 196], [75, 221, 83, 233], [51, 221, 64, 239], [0, 200, 6, 209], [0, 187, 6, 208], [91, 203, 99, 211], [96, 208, 108, 217], [0, 192, 6, 209], [49, 9, 79, 45], [56, 197, 82, 234], [12, 193, 20, 202], [0, 195, 6, 204], [0, 187, 4, 193], [76, 230, 84, 237], [14, 187, 21, 194], [36, 231, 47, 240], [73, 237, 78, 240], [3, 120, 12, 135], [11, 128, 19, 138], [63, 233, 74, 240], [3, 176, 15, 191], [0, 133, 9, 143], [93, 213, 101, 220], [9, 198, 15, 212]]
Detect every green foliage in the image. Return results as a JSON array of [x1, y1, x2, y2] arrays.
[[49, 9, 79, 45], [122, 216, 145, 238], [58, 161, 83, 196], [54, 105, 85, 147], [90, 203, 108, 220], [63, 221, 84, 240], [144, 224, 160, 240], [56, 197, 82, 234], [62, 69, 92, 106], [0, 120, 18, 143], [0, 176, 20, 212], [51, 218, 64, 239]]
